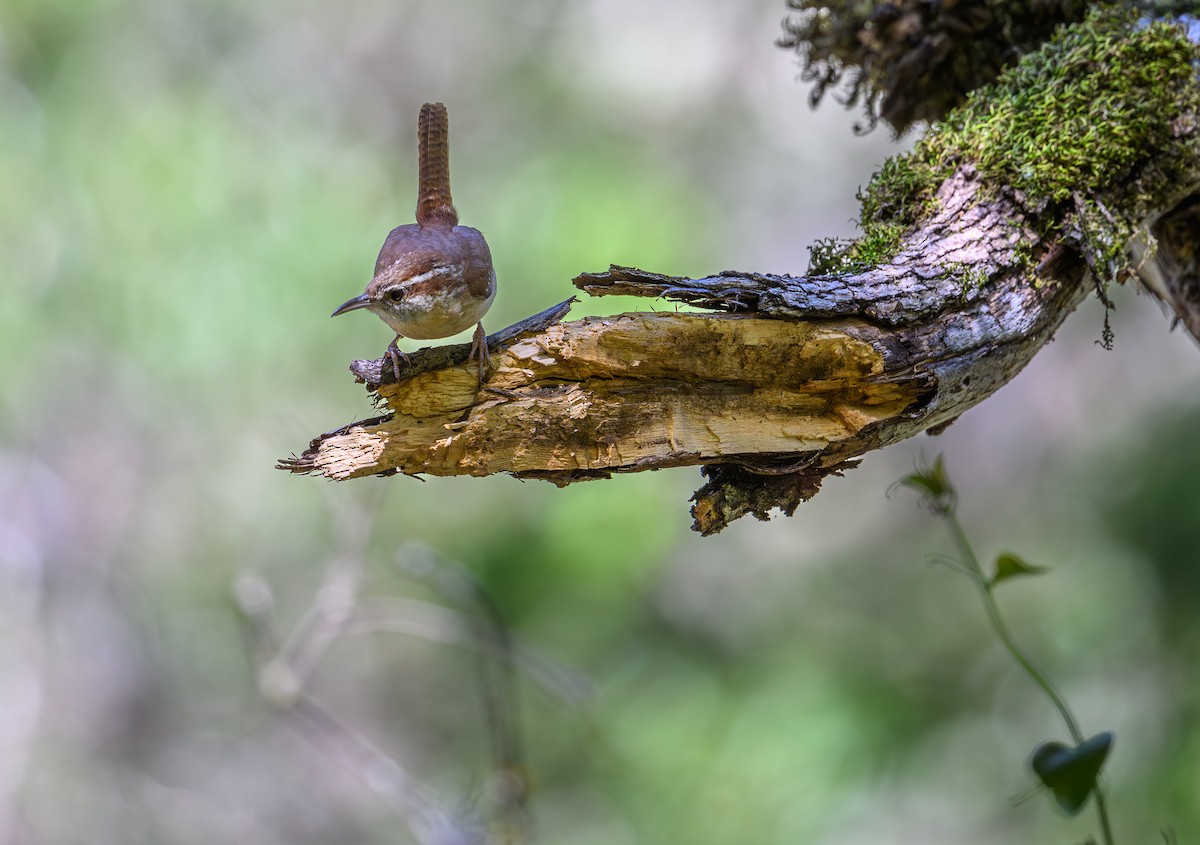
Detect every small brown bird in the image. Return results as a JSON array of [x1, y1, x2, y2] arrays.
[[332, 102, 496, 380]]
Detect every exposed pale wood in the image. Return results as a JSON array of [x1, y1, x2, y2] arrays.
[[297, 313, 922, 482]]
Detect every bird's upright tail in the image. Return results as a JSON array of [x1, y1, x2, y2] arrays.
[[416, 102, 459, 228]]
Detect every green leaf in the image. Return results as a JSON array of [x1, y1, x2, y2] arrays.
[[1029, 732, 1114, 816], [898, 454, 956, 509], [992, 552, 1048, 585]]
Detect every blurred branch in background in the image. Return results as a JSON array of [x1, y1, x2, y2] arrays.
[[233, 502, 587, 845]]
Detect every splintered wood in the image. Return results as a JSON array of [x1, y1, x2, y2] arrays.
[[303, 313, 921, 481]]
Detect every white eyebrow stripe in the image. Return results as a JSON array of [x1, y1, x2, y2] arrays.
[[396, 267, 453, 287]]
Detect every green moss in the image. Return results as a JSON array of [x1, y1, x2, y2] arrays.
[[858, 155, 941, 232], [932, 10, 1200, 209], [808, 222, 906, 275], [947, 262, 991, 299], [818, 7, 1200, 284], [806, 153, 939, 274]]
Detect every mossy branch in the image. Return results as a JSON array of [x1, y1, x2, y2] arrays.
[[281, 11, 1200, 534]]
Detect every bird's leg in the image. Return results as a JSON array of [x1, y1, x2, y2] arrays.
[[386, 334, 410, 381], [469, 321, 492, 382]]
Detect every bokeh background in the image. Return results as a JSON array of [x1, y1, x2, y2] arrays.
[[3, 1, 1200, 843]]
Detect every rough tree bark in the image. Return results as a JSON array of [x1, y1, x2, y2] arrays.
[[280, 8, 1200, 534]]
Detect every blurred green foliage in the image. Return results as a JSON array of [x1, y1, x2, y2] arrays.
[[3, 2, 1200, 844]]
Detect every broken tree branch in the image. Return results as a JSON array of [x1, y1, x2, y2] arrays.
[[279, 9, 1200, 534], [281, 170, 1089, 533]]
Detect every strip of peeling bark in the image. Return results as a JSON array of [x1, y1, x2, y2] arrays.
[[280, 169, 1094, 533]]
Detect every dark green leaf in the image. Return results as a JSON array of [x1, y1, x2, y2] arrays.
[[1029, 732, 1114, 815]]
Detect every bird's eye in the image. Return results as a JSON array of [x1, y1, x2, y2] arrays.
[[388, 289, 404, 301]]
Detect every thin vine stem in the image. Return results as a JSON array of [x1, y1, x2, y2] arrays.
[[942, 513, 1083, 743], [940, 507, 1115, 845]]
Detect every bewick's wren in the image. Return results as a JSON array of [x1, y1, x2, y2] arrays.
[[332, 102, 496, 380]]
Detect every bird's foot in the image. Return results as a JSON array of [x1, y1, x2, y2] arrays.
[[469, 322, 492, 383], [386, 336, 410, 381]]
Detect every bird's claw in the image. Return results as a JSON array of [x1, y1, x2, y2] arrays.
[[386, 337, 410, 381], [469, 322, 492, 383]]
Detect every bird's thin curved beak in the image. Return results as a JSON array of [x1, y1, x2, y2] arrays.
[[331, 293, 371, 317]]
